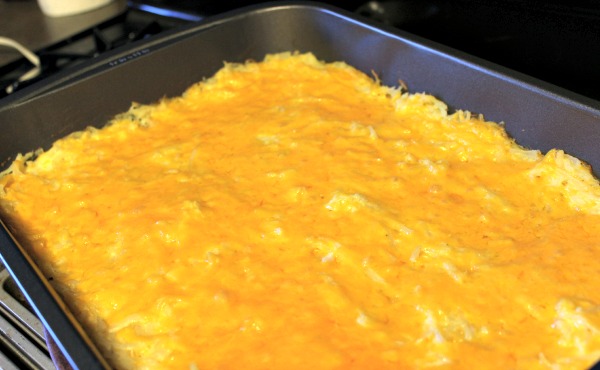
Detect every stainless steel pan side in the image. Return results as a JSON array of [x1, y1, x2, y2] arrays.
[[0, 2, 599, 368]]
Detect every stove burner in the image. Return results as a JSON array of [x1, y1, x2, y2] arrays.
[[0, 8, 187, 98], [0, 270, 54, 369]]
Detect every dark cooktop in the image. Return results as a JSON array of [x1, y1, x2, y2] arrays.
[[138, 0, 600, 101], [1, 0, 599, 101]]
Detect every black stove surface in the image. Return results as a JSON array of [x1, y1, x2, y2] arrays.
[[1, 0, 599, 101], [0, 5, 188, 97], [380, 0, 600, 102], [136, 0, 600, 101]]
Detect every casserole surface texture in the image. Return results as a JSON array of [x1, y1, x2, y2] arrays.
[[1, 53, 600, 369]]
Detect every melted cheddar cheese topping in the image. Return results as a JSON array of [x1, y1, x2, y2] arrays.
[[1, 53, 600, 369]]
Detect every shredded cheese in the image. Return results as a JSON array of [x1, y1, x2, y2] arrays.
[[0, 52, 599, 369]]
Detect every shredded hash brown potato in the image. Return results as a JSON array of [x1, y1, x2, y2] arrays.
[[1, 52, 600, 369]]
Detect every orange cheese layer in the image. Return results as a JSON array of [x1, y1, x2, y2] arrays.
[[1, 53, 600, 370]]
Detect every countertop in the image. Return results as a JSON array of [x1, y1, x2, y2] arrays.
[[0, 0, 127, 66]]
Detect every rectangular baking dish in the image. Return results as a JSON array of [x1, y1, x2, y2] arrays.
[[0, 2, 599, 369]]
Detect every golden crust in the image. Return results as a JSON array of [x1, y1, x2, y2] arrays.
[[1, 52, 600, 369]]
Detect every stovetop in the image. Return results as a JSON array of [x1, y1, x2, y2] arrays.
[[0, 269, 54, 369], [0, 0, 599, 368], [0, 1, 188, 98], [1, 0, 599, 101]]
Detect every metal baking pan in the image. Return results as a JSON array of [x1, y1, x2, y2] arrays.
[[0, 2, 599, 369]]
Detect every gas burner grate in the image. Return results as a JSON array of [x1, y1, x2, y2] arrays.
[[0, 7, 188, 98], [0, 269, 54, 370]]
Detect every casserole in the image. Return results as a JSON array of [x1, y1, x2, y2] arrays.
[[0, 2, 599, 368]]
